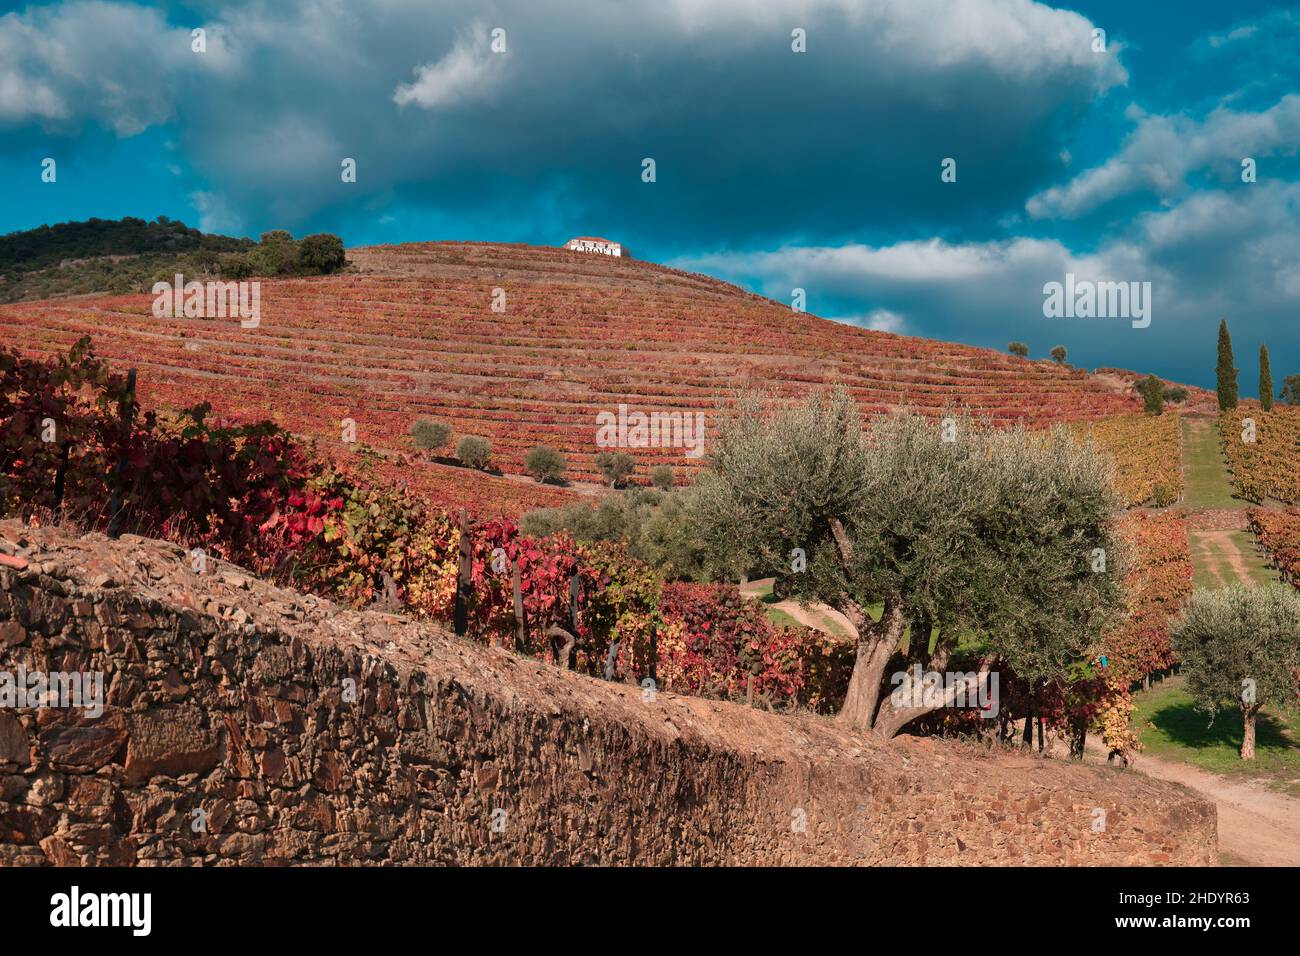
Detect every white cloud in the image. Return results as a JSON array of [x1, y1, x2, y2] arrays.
[[841, 308, 906, 333], [393, 26, 507, 110], [660, 0, 1126, 85], [1027, 94, 1300, 219], [0, 1, 239, 134], [189, 191, 244, 235]]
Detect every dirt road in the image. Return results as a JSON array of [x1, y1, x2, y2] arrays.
[[1127, 751, 1300, 866]]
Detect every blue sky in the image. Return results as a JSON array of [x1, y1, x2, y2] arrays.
[[2, 0, 1298, 393]]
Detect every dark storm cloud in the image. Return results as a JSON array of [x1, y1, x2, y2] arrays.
[[0, 0, 1125, 243]]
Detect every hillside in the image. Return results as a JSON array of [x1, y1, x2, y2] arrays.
[[0, 216, 253, 303], [0, 240, 1148, 516]]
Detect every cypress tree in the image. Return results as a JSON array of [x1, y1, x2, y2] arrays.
[[1142, 374, 1164, 415], [1216, 319, 1238, 411], [1260, 343, 1274, 412]]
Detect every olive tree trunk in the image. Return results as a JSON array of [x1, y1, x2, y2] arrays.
[[871, 646, 997, 740], [835, 595, 905, 731], [1241, 706, 1258, 760]]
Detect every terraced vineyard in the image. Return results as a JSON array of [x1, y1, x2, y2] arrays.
[[1219, 407, 1300, 505], [0, 241, 1143, 516], [1071, 412, 1183, 507], [1248, 509, 1300, 589], [1108, 510, 1194, 683]]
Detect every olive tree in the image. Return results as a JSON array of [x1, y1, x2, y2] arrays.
[[690, 387, 1125, 737], [456, 435, 492, 470], [411, 418, 451, 452], [595, 450, 636, 488], [525, 444, 567, 483], [1172, 583, 1300, 760]]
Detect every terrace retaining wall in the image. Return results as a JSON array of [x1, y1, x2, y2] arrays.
[[0, 521, 1216, 866]]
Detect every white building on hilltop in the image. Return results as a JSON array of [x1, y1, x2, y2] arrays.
[[564, 236, 628, 257]]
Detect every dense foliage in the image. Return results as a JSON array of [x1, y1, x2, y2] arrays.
[[1248, 508, 1300, 589], [1071, 413, 1182, 507], [0, 217, 344, 302], [0, 216, 249, 276], [521, 487, 711, 580]]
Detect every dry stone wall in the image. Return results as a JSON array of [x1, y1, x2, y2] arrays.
[[0, 521, 1216, 866]]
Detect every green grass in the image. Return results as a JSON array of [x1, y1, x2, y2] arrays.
[[1132, 676, 1300, 796], [1180, 417, 1243, 509], [763, 606, 802, 629], [745, 580, 845, 636]]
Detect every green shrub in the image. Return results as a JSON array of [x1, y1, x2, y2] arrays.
[[456, 435, 492, 470], [1007, 342, 1029, 358], [221, 253, 256, 280], [651, 464, 675, 491], [525, 444, 567, 483], [298, 233, 347, 275], [595, 450, 636, 488], [411, 419, 451, 451]]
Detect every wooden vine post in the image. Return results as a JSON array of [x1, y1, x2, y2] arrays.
[[511, 555, 525, 652], [106, 368, 137, 539], [453, 509, 472, 636], [52, 438, 71, 519]]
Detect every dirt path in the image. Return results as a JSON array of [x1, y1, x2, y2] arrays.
[[1178, 416, 1278, 587], [1071, 733, 1300, 865], [739, 579, 858, 640], [1124, 750, 1300, 866], [1190, 528, 1265, 587]]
